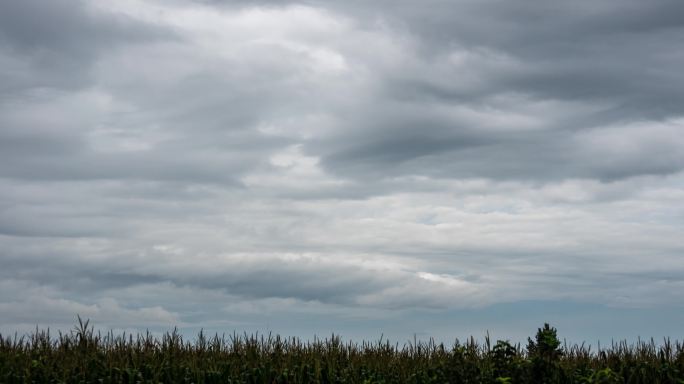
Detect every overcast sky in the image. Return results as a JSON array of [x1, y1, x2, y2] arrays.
[[1, 0, 684, 344]]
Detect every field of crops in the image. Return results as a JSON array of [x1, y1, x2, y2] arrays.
[[1, 319, 683, 383]]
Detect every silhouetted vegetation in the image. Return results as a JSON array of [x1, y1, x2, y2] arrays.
[[1, 318, 683, 383]]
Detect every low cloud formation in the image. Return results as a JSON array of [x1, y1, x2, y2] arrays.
[[1, 0, 683, 340]]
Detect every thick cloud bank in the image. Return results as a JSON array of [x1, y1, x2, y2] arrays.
[[1, 0, 684, 341]]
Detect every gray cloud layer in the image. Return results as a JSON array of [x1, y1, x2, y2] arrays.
[[1, 0, 683, 340]]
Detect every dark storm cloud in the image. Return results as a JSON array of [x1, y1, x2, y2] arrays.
[[0, 0, 154, 54], [261, 0, 684, 182], [0, 237, 428, 308], [0, 0, 173, 94]]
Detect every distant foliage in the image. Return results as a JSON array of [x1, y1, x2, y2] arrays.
[[1, 318, 684, 383]]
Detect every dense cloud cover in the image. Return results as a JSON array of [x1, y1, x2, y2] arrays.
[[1, 0, 684, 342]]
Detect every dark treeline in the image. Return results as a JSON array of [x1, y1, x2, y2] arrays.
[[1, 318, 683, 383]]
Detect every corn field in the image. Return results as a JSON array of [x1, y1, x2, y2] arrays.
[[1, 319, 683, 383]]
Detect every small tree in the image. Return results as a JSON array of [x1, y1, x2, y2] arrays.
[[527, 323, 565, 383], [491, 340, 520, 381]]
